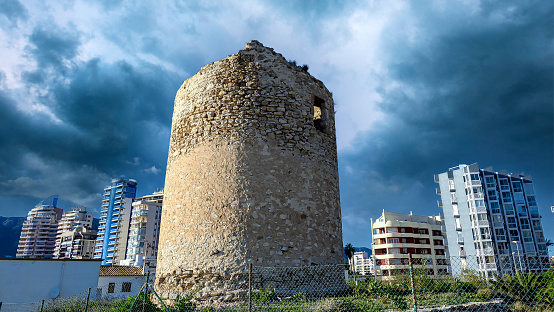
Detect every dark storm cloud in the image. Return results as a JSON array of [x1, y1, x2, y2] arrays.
[[27, 25, 81, 69], [0, 0, 28, 24], [0, 23, 181, 209], [339, 0, 553, 246]]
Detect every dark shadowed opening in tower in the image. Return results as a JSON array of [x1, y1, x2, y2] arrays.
[[313, 96, 327, 133]]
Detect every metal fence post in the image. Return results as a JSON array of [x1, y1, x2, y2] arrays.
[[143, 271, 150, 312], [408, 254, 417, 312], [84, 287, 91, 312], [248, 263, 252, 312]]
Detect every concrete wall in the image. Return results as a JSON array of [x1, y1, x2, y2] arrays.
[[0, 258, 101, 303]]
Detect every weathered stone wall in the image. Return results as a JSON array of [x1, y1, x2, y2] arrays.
[[155, 40, 344, 303]]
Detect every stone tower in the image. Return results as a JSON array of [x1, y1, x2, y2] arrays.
[[156, 41, 344, 302]]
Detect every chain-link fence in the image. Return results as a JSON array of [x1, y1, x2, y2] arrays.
[[2, 255, 553, 311]]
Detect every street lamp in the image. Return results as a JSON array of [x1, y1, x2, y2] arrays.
[[512, 240, 523, 272]]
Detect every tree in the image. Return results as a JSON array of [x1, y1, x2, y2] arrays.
[[344, 243, 355, 260]]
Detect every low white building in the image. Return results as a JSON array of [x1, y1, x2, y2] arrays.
[[97, 265, 149, 300]]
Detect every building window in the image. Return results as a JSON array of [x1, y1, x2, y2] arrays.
[[507, 217, 517, 228], [108, 283, 115, 293], [502, 192, 512, 203], [485, 176, 495, 188], [512, 181, 522, 192], [517, 206, 528, 217], [489, 202, 500, 214], [312, 96, 327, 133], [495, 229, 505, 241], [504, 204, 515, 215], [480, 228, 491, 240], [527, 196, 537, 206], [122, 282, 132, 292], [499, 179, 510, 191]]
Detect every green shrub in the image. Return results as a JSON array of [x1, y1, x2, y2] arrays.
[[454, 280, 478, 293], [173, 292, 197, 311], [477, 288, 494, 301], [535, 268, 554, 304], [290, 291, 307, 302], [366, 280, 387, 297], [492, 271, 543, 304], [252, 286, 278, 304], [388, 293, 408, 310], [460, 269, 487, 289]]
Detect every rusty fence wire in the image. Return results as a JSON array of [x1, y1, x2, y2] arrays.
[[1, 254, 553, 311]]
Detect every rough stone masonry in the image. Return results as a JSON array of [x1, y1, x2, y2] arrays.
[[155, 40, 344, 303]]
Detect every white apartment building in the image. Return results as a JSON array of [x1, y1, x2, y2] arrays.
[[123, 191, 163, 267], [94, 178, 137, 265], [56, 226, 97, 259], [17, 196, 63, 259], [436, 163, 550, 277], [371, 210, 449, 280], [351, 251, 374, 276], [54, 206, 96, 259]]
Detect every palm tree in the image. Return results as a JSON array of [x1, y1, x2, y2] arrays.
[[344, 243, 355, 260], [344, 243, 356, 274]]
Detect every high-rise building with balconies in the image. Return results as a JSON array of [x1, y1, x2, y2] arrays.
[[123, 190, 163, 268], [435, 163, 549, 277], [94, 178, 137, 265], [16, 196, 63, 259], [371, 210, 449, 280], [54, 206, 96, 259]]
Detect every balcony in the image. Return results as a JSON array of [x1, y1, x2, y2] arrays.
[[477, 248, 495, 256], [457, 237, 464, 244], [470, 207, 487, 214], [480, 263, 497, 270], [473, 220, 490, 227]]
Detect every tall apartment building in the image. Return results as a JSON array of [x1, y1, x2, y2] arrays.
[[351, 251, 374, 276], [54, 206, 96, 259], [123, 190, 163, 267], [17, 196, 63, 259], [371, 210, 449, 280], [56, 226, 98, 259], [94, 178, 137, 265], [436, 163, 549, 277]]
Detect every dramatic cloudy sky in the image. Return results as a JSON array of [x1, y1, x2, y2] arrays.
[[0, 0, 552, 248]]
